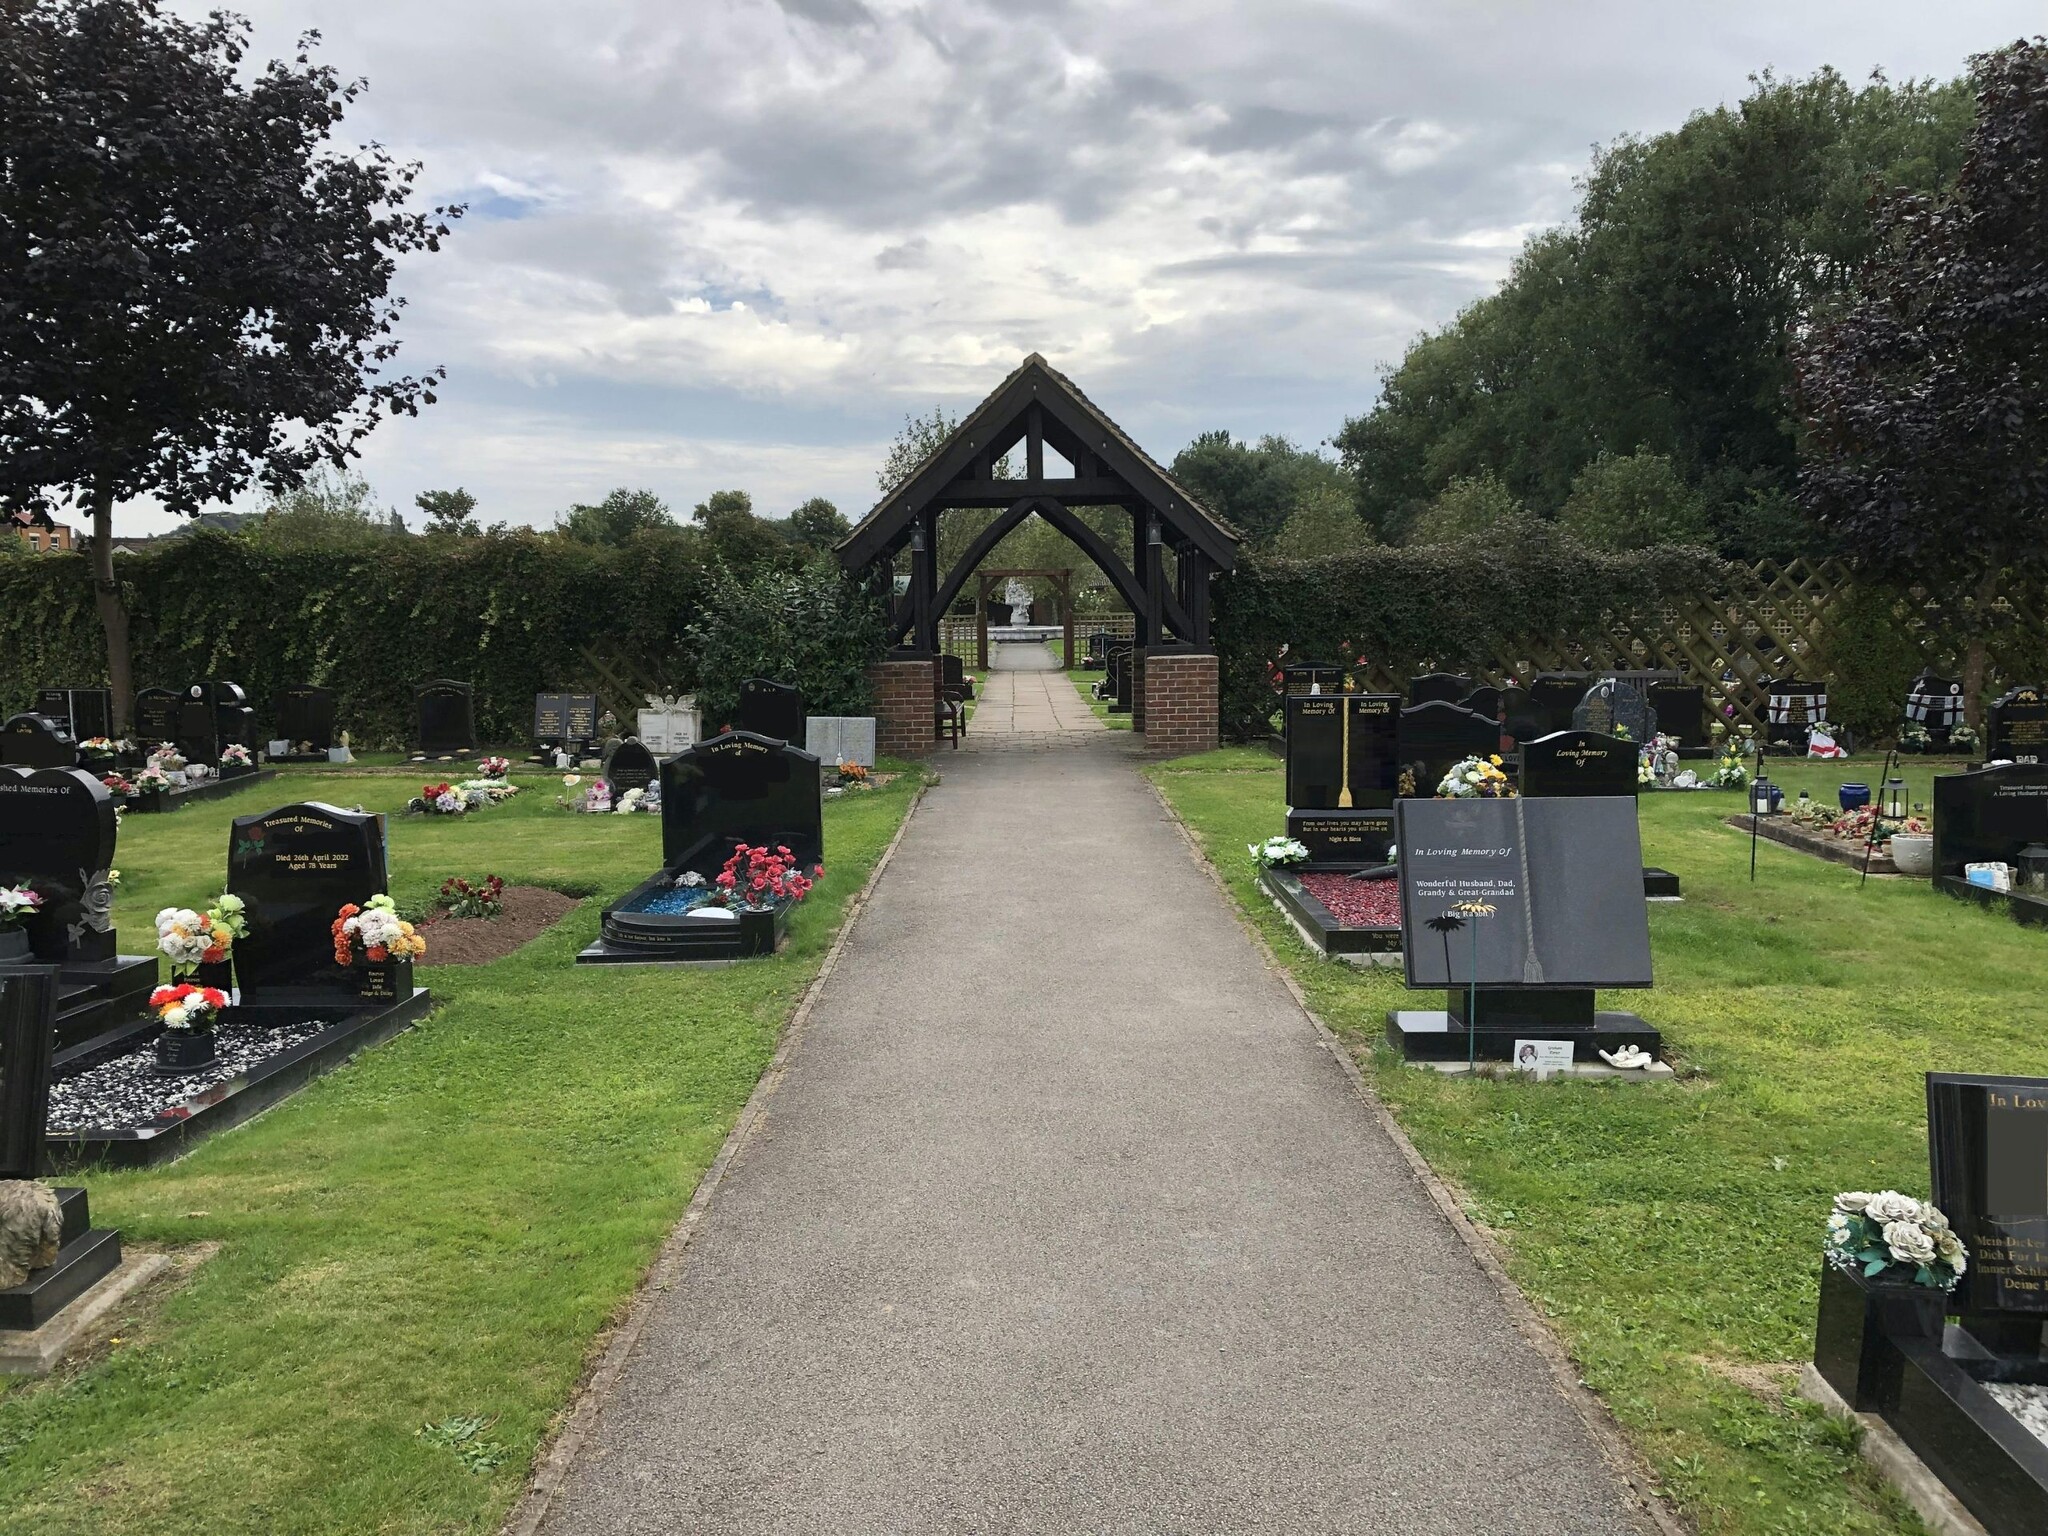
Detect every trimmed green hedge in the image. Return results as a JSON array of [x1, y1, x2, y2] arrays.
[[0, 531, 882, 749], [1212, 541, 1731, 740]]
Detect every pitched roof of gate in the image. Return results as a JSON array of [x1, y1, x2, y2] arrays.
[[835, 353, 1239, 570]]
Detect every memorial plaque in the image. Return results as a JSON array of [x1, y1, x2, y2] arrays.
[[416, 680, 477, 756], [1988, 685, 2048, 764], [1764, 677, 1828, 749], [1285, 694, 1399, 810], [1520, 730, 1638, 799], [228, 802, 388, 999], [134, 687, 180, 749], [1397, 796, 1652, 989], [1573, 677, 1655, 745], [1932, 763, 2048, 879], [1528, 673, 1592, 737], [533, 693, 567, 745], [274, 686, 337, 753], [1, 713, 77, 770], [1644, 681, 1706, 747], [1285, 810, 1395, 866], [0, 968, 61, 1180], [564, 693, 598, 747], [0, 767, 118, 964], [604, 737, 659, 795], [1283, 662, 1347, 696], [1395, 701, 1499, 796], [1905, 672, 1966, 739], [1409, 672, 1475, 707], [735, 678, 806, 747], [806, 716, 876, 769], [1928, 1074, 2048, 1315], [660, 731, 822, 875]]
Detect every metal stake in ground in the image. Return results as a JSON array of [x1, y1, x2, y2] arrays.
[[1860, 747, 1901, 888]]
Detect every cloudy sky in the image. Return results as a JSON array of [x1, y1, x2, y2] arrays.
[[131, 0, 2039, 536]]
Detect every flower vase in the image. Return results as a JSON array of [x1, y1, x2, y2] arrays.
[[359, 957, 413, 1004], [153, 1026, 219, 1076], [193, 958, 235, 999], [1812, 1262, 1950, 1413], [0, 928, 30, 964]]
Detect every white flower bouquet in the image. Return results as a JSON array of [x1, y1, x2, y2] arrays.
[[1437, 755, 1515, 798], [155, 907, 213, 972], [219, 743, 254, 768], [1826, 1190, 1967, 1292], [1249, 836, 1311, 868], [0, 884, 43, 929]]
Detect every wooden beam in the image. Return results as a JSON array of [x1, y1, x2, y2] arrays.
[[930, 477, 1131, 507], [1026, 404, 1043, 481]]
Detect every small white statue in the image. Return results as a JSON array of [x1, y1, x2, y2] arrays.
[[1598, 1044, 1654, 1071]]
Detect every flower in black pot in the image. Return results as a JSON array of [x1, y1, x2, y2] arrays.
[[0, 883, 44, 963], [149, 981, 227, 1076]]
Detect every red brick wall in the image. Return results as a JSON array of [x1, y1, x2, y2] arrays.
[[1138, 649, 1219, 756], [868, 657, 939, 758], [1131, 648, 1146, 731]]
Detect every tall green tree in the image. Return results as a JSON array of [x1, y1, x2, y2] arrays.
[[246, 467, 394, 550], [1794, 40, 2048, 727], [1169, 432, 1350, 548], [1557, 452, 1712, 550], [557, 487, 676, 546], [0, 1, 457, 726], [415, 487, 479, 538], [1407, 473, 1529, 545], [782, 496, 849, 551], [1336, 68, 1972, 554]]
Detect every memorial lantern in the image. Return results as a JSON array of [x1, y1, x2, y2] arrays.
[[1881, 776, 1910, 821], [1750, 774, 1775, 816], [2018, 842, 2048, 895]]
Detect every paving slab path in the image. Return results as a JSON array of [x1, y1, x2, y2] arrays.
[[537, 647, 1649, 1535]]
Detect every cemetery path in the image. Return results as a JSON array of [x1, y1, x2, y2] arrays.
[[535, 669, 1651, 1535]]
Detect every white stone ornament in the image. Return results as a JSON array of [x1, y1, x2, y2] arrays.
[[1598, 1045, 1654, 1070]]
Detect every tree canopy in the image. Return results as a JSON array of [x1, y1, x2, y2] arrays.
[[557, 487, 677, 546], [416, 487, 480, 538], [1169, 431, 1350, 549]]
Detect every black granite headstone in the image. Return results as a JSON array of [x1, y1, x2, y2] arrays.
[[1395, 701, 1499, 796], [273, 686, 337, 752], [1573, 677, 1656, 744], [1988, 685, 2048, 764], [1110, 646, 1133, 714], [0, 767, 118, 964], [1764, 677, 1828, 749], [735, 679, 806, 747], [416, 680, 478, 756], [1500, 683, 1544, 748], [1086, 633, 1108, 667], [1527, 673, 1592, 736], [1409, 672, 1475, 707], [209, 681, 255, 750], [1520, 730, 1639, 798], [1285, 695, 1399, 810], [1905, 672, 1966, 740], [1460, 686, 1503, 724], [1932, 764, 2048, 879], [133, 687, 180, 750], [1283, 662, 1347, 696], [1, 713, 77, 770], [533, 692, 567, 746], [1397, 796, 1652, 989], [34, 687, 111, 743], [605, 737, 659, 795], [1644, 681, 1706, 747], [1927, 1074, 2048, 1316], [0, 967, 60, 1180], [227, 802, 389, 1000], [564, 693, 598, 749], [175, 686, 219, 766], [660, 731, 822, 876]]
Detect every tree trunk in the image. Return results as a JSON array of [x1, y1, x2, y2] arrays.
[[87, 487, 133, 734], [1961, 563, 2002, 733]]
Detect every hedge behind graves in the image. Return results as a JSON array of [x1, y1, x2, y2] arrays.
[[0, 530, 882, 749]]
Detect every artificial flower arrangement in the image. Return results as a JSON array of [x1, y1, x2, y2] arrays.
[[1709, 742, 1750, 790], [133, 765, 173, 794], [477, 756, 512, 779], [331, 895, 428, 965], [76, 736, 120, 759], [835, 760, 871, 789], [458, 777, 519, 805], [155, 896, 244, 976], [1899, 721, 1933, 754], [1949, 720, 1981, 752], [440, 874, 505, 919], [219, 743, 254, 769], [1248, 835, 1311, 869], [146, 743, 184, 772], [1826, 1190, 1967, 1292], [704, 844, 820, 911], [557, 775, 657, 814], [0, 884, 43, 928], [412, 781, 468, 816], [99, 772, 135, 797], [149, 982, 228, 1032], [1436, 754, 1516, 799]]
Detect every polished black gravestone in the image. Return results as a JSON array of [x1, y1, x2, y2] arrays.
[[604, 736, 659, 795], [34, 688, 111, 744], [1499, 683, 1544, 749], [133, 687, 179, 750], [1573, 677, 1656, 745], [415, 680, 477, 759], [1408, 672, 1474, 706], [1521, 730, 1680, 898], [228, 803, 391, 1003], [1644, 680, 1707, 750], [1906, 672, 1967, 746], [1988, 686, 2048, 765], [210, 682, 255, 753], [584, 731, 823, 965], [1084, 632, 1109, 668], [1764, 677, 1828, 751], [1395, 700, 1498, 798], [272, 685, 337, 758], [1109, 645, 1134, 714], [0, 968, 122, 1331], [532, 692, 598, 759], [1284, 694, 1399, 865], [0, 714, 77, 770], [1527, 673, 1592, 736], [1460, 685, 1503, 726], [1282, 662, 1347, 697], [735, 679, 806, 747], [0, 767, 118, 966], [1933, 764, 2048, 926], [1386, 795, 1659, 1061]]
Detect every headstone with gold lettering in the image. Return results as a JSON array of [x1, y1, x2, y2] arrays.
[[227, 802, 388, 1001], [1283, 693, 1399, 865]]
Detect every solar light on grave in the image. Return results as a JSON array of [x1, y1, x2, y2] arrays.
[[1881, 776, 1909, 821], [1750, 775, 1775, 816], [2018, 842, 2048, 896]]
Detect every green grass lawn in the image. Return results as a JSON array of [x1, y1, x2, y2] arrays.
[[1048, 643, 1132, 729], [1, 763, 925, 1536], [1151, 746, 2032, 1536]]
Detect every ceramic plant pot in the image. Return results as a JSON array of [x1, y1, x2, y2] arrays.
[[1838, 782, 1871, 811], [154, 1026, 219, 1076], [1888, 833, 1934, 877]]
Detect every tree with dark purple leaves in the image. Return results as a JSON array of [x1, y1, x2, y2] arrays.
[[0, 1, 460, 729], [1794, 38, 2048, 730]]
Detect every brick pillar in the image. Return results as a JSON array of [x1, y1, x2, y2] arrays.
[[1137, 649, 1219, 756], [1131, 648, 1146, 731], [867, 656, 939, 758]]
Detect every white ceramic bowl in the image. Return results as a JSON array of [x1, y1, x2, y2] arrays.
[[1889, 832, 1934, 878]]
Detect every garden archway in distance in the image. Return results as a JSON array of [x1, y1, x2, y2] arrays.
[[836, 354, 1239, 755]]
